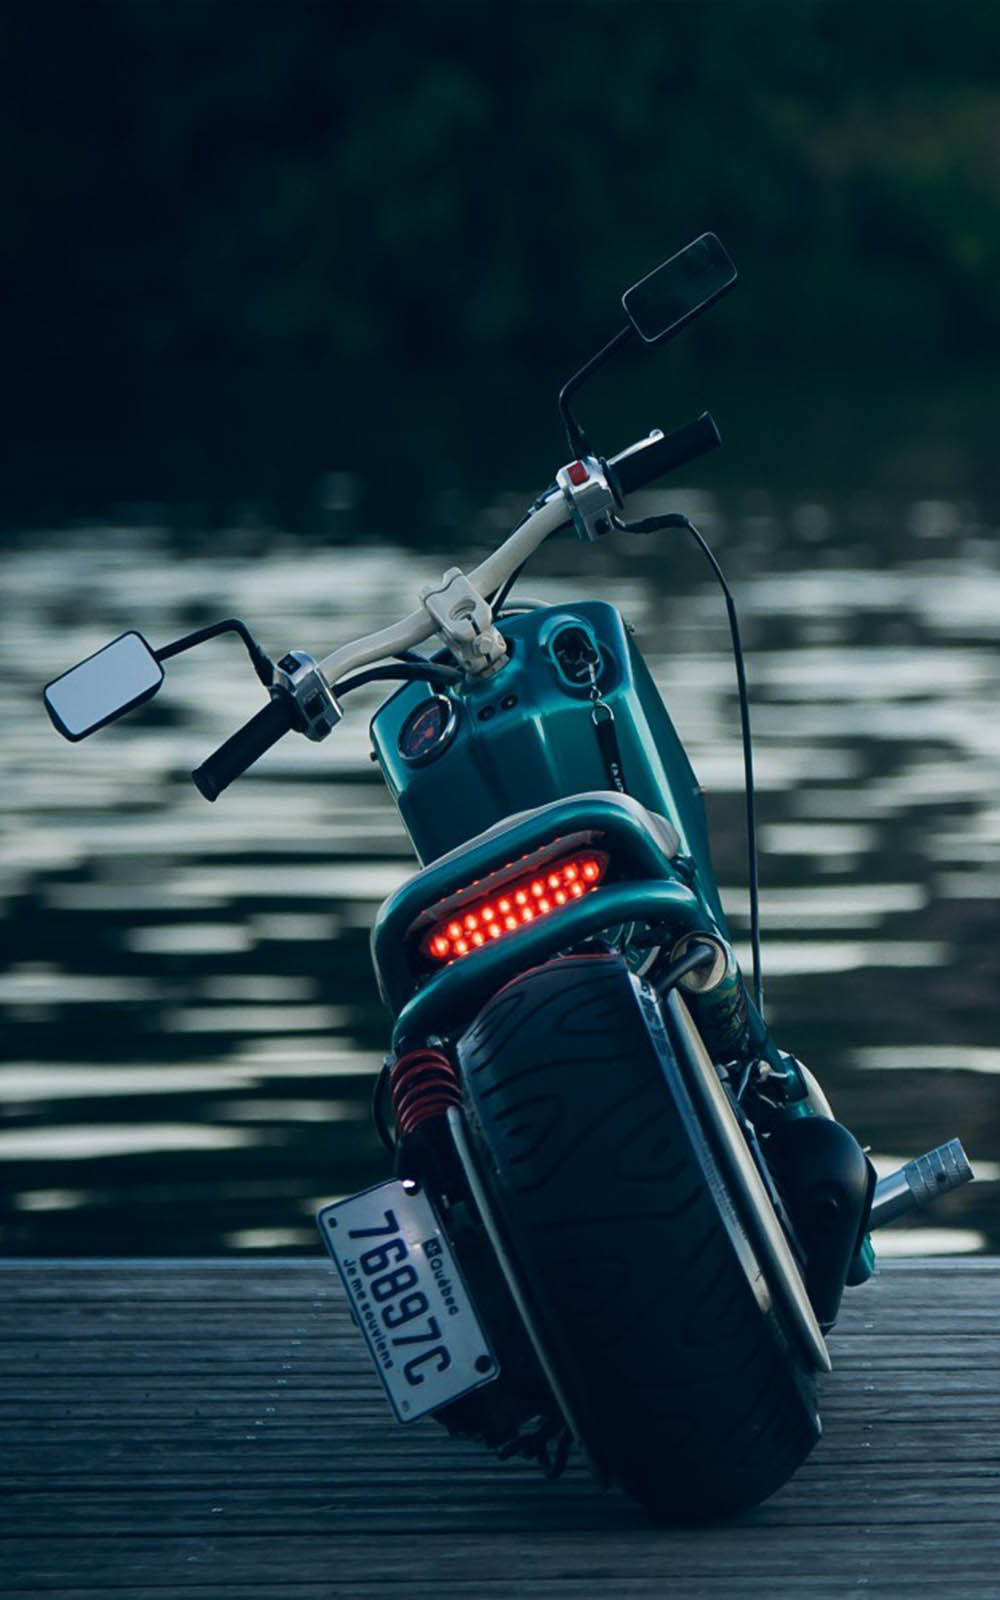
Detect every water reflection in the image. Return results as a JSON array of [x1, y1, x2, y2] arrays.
[[1, 485, 998, 1256]]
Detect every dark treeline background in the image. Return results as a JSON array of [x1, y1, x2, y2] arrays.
[[5, 0, 1000, 531]]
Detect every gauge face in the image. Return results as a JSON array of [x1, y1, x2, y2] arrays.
[[398, 695, 459, 765]]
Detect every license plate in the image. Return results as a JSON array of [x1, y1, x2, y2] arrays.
[[317, 1179, 498, 1423]]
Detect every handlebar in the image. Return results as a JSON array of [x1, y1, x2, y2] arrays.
[[316, 493, 570, 686], [192, 694, 296, 801], [606, 412, 721, 498], [193, 416, 718, 798]]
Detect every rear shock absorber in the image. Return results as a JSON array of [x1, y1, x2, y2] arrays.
[[389, 1044, 461, 1138], [668, 933, 751, 1061]]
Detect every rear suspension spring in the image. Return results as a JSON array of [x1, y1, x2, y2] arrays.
[[389, 1046, 461, 1137]]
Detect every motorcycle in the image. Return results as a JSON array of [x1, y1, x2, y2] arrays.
[[43, 234, 974, 1520]]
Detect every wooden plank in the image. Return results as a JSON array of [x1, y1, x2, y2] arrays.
[[2, 1258, 1000, 1597]]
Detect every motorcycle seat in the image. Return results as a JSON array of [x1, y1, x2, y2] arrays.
[[422, 788, 680, 876]]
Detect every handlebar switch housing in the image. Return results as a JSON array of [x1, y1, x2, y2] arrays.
[[273, 651, 343, 741], [556, 456, 619, 542]]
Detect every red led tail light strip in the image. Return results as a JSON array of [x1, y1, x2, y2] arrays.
[[420, 850, 609, 963]]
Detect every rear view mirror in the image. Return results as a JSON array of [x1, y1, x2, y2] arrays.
[[622, 233, 737, 345], [44, 631, 164, 741]]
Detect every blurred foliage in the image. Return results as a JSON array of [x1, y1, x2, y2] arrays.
[[3, 0, 1000, 524]]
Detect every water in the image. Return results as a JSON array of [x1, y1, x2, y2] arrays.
[[2, 483, 998, 1257]]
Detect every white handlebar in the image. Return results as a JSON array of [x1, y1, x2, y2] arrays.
[[317, 492, 569, 686]]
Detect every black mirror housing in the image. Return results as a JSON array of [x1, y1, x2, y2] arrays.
[[622, 233, 737, 345], [43, 631, 164, 741]]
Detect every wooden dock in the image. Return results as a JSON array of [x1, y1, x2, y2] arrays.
[[2, 1257, 999, 1599]]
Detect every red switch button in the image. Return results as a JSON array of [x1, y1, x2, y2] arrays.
[[567, 460, 589, 486]]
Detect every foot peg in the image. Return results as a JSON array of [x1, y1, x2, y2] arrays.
[[868, 1139, 974, 1230]]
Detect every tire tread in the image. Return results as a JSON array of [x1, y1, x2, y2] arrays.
[[459, 953, 819, 1520]]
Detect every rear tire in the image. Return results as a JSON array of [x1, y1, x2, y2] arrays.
[[458, 953, 821, 1521]]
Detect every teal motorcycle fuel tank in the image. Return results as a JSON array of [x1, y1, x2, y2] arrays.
[[369, 601, 727, 932]]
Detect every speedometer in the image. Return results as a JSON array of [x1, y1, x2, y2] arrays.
[[398, 695, 459, 765]]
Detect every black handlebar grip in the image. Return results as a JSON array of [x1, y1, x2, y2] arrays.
[[192, 693, 296, 801], [607, 412, 722, 500]]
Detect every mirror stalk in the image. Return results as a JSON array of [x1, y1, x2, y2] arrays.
[[558, 235, 736, 461], [44, 618, 275, 743], [558, 325, 633, 458], [154, 618, 274, 686]]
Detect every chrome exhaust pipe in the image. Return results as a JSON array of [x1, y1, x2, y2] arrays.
[[868, 1138, 974, 1230]]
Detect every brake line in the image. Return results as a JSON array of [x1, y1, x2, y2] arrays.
[[610, 509, 764, 1019]]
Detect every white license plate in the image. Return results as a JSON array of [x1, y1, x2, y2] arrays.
[[317, 1179, 498, 1423]]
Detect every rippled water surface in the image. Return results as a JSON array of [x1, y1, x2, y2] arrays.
[[2, 482, 999, 1256]]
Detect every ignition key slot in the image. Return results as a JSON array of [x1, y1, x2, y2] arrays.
[[547, 622, 609, 693]]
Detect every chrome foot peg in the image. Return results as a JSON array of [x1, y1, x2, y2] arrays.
[[868, 1139, 974, 1230]]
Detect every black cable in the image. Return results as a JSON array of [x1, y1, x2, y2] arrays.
[[614, 511, 689, 535], [485, 484, 562, 614], [654, 942, 717, 995], [371, 1061, 395, 1153], [734, 1056, 757, 1104], [612, 508, 764, 1016], [489, 559, 527, 616], [681, 519, 764, 1019], [333, 661, 461, 698]]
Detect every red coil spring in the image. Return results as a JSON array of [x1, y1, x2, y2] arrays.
[[389, 1046, 460, 1137]]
